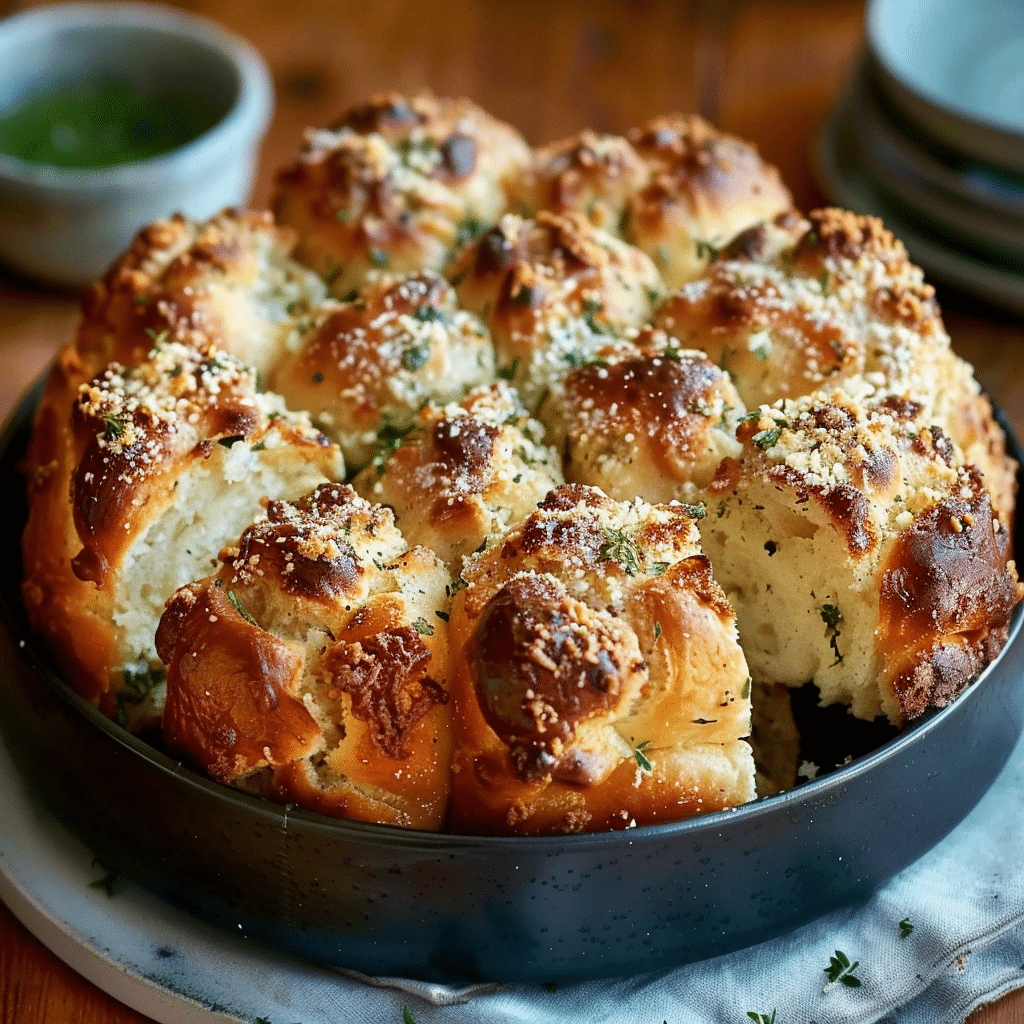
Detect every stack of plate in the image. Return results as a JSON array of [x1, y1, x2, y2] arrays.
[[816, 0, 1024, 315]]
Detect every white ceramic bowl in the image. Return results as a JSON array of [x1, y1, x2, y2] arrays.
[[0, 2, 273, 288], [867, 0, 1024, 174]]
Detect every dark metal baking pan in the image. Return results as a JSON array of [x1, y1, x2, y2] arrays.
[[1, 379, 1021, 984]]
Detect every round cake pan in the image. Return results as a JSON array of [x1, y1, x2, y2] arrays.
[[1, 380, 1021, 984]]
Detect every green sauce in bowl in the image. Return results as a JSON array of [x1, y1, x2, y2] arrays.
[[0, 81, 222, 168]]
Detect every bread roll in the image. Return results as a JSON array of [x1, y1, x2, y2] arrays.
[[655, 208, 1016, 520], [625, 113, 793, 288], [156, 483, 453, 830], [272, 92, 530, 295], [270, 269, 494, 470], [508, 116, 793, 291], [21, 339, 343, 723], [446, 484, 754, 835], [76, 209, 325, 381], [450, 210, 663, 406], [538, 325, 743, 504], [509, 129, 650, 232], [700, 389, 1022, 724], [353, 381, 562, 572]]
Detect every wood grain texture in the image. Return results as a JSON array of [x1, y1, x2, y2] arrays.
[[1, 1, 1023, 1021]]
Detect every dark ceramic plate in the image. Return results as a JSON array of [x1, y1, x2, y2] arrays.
[[1, 381, 1021, 984]]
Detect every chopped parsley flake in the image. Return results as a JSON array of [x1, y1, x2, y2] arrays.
[[228, 590, 258, 626], [824, 949, 861, 988], [821, 603, 843, 665], [899, 917, 914, 938], [375, 418, 416, 464], [496, 357, 521, 381], [455, 216, 483, 248], [413, 617, 434, 636], [695, 239, 720, 261], [752, 426, 784, 450], [89, 858, 129, 897], [115, 665, 165, 729], [101, 412, 127, 443], [401, 340, 431, 372], [599, 528, 640, 576], [413, 305, 445, 323], [581, 297, 606, 334], [633, 739, 653, 772]]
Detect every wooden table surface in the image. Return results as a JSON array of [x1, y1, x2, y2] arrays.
[[1, 0, 1023, 1021]]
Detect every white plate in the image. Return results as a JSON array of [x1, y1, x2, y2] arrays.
[[867, 0, 1024, 174], [815, 72, 1024, 317], [841, 59, 1024, 266]]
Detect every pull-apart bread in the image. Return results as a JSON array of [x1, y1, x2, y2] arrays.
[[19, 90, 1021, 836]]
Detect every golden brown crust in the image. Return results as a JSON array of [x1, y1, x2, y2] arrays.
[[19, 95, 1022, 835], [538, 326, 743, 503], [272, 91, 530, 295], [157, 483, 454, 829], [271, 269, 494, 469], [157, 581, 319, 783], [701, 388, 1022, 724], [625, 113, 794, 287], [353, 382, 562, 572], [76, 209, 323, 381], [878, 484, 1020, 720], [509, 129, 650, 232], [451, 211, 662, 404], [446, 484, 753, 835], [655, 208, 1017, 521], [21, 340, 342, 710]]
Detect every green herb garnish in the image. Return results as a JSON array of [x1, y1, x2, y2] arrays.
[[413, 617, 434, 636], [89, 858, 129, 897], [375, 418, 416, 464], [695, 239, 720, 261], [899, 917, 914, 938], [101, 412, 127, 443], [599, 527, 640, 576], [633, 739, 653, 772], [228, 590, 258, 626], [752, 426, 784, 450], [820, 603, 843, 665], [747, 1012, 776, 1024], [115, 665, 165, 729], [496, 357, 521, 381], [455, 216, 483, 248], [581, 297, 606, 334], [401, 340, 431, 372], [824, 949, 861, 988]]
